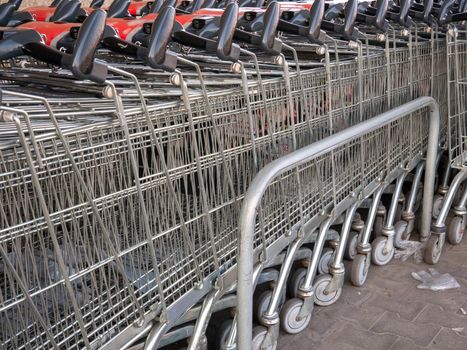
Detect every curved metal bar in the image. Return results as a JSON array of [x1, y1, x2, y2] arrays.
[[237, 97, 440, 350]]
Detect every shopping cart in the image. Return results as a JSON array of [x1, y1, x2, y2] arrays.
[[427, 20, 467, 263], [0, 1, 462, 349]]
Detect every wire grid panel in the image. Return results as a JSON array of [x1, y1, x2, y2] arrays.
[[447, 26, 467, 168], [0, 39, 451, 349], [256, 106, 432, 249]]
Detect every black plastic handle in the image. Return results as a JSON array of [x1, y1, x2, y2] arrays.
[[7, 0, 21, 10], [102, 36, 139, 56], [156, 0, 177, 13], [216, 1, 238, 60], [398, 0, 412, 26], [172, 30, 209, 49], [261, 1, 280, 51], [22, 42, 64, 65], [342, 0, 358, 39], [438, 0, 455, 23], [107, 0, 130, 18], [374, 0, 389, 29], [422, 0, 433, 21], [0, 3, 15, 27], [90, 0, 104, 9], [201, 0, 216, 8], [50, 0, 63, 7], [451, 11, 467, 21], [147, 5, 177, 70], [190, 0, 204, 13], [308, 0, 325, 42], [69, 9, 106, 79], [49, 0, 80, 22], [0, 30, 42, 60]]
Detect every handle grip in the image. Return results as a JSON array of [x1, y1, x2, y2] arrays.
[[147, 5, 177, 70], [308, 0, 325, 42], [7, 0, 21, 10], [107, 0, 130, 18], [0, 30, 41, 60], [216, 1, 239, 61], [0, 3, 15, 27], [374, 0, 389, 30], [49, 0, 80, 22], [438, 0, 455, 23], [342, 0, 358, 39], [261, 1, 281, 52]]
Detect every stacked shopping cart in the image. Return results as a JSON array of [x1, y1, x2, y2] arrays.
[[0, 0, 465, 349]]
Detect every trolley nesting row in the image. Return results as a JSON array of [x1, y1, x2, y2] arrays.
[[0, 0, 465, 349]]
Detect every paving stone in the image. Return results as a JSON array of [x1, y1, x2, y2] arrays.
[[414, 304, 467, 336], [367, 293, 426, 320], [330, 323, 398, 350], [430, 328, 467, 350], [388, 337, 429, 350], [318, 302, 385, 330], [370, 311, 441, 346], [402, 285, 467, 312]]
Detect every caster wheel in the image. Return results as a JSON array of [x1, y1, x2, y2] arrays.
[[424, 235, 443, 265], [214, 319, 233, 350], [432, 194, 444, 219], [254, 290, 286, 323], [318, 248, 334, 275], [374, 215, 385, 237], [371, 236, 394, 266], [344, 231, 359, 260], [279, 298, 312, 334], [394, 220, 409, 246], [313, 274, 342, 306], [252, 325, 276, 350], [447, 216, 464, 245], [350, 254, 369, 287], [288, 267, 306, 298]]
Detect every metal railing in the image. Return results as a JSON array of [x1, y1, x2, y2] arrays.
[[236, 97, 440, 350]]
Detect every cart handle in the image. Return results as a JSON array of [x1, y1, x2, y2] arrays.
[[261, 1, 281, 52], [90, 0, 104, 9], [0, 30, 42, 60], [49, 0, 81, 22], [308, 0, 326, 42], [7, 0, 21, 11], [107, 0, 130, 19], [216, 1, 240, 61], [158, 0, 177, 13], [147, 5, 177, 71], [22, 9, 107, 83], [438, 0, 455, 24], [342, 0, 358, 39], [0, 3, 15, 27]]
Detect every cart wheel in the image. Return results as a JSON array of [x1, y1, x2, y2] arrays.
[[374, 214, 385, 237], [371, 236, 394, 266], [214, 318, 233, 350], [318, 247, 333, 275], [313, 274, 342, 306], [344, 231, 359, 260], [254, 289, 286, 323], [252, 325, 276, 350], [424, 235, 443, 265], [447, 216, 464, 245], [279, 298, 312, 334], [394, 220, 409, 245], [432, 194, 444, 219], [350, 254, 369, 287], [288, 268, 306, 298]]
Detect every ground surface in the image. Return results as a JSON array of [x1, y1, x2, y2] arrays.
[[278, 238, 467, 350]]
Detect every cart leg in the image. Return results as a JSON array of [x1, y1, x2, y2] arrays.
[[317, 202, 360, 306], [372, 173, 407, 265], [425, 171, 467, 264], [351, 186, 386, 287], [400, 161, 425, 240], [447, 186, 467, 245]]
